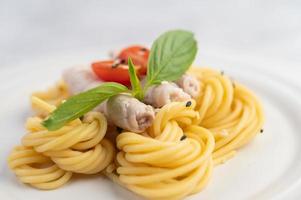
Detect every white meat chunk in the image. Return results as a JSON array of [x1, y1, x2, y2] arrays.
[[62, 66, 102, 95], [105, 94, 155, 133], [144, 82, 191, 108], [175, 74, 200, 99], [62, 66, 155, 132]]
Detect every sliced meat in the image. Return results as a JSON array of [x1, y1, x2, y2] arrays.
[[144, 82, 191, 108], [62, 67, 154, 132], [175, 74, 200, 99], [63, 66, 107, 117], [105, 94, 155, 133], [62, 66, 102, 95]]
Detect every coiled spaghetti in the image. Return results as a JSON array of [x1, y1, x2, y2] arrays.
[[7, 146, 72, 190], [8, 97, 114, 189], [7, 66, 264, 198], [31, 80, 69, 117], [189, 67, 264, 165], [107, 101, 215, 200]]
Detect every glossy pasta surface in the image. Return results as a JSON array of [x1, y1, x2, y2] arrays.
[[7, 67, 264, 199]]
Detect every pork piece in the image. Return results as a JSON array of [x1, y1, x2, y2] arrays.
[[175, 74, 200, 99], [63, 66, 107, 117], [63, 66, 155, 132], [62, 66, 102, 95], [105, 94, 155, 133], [144, 82, 191, 108]]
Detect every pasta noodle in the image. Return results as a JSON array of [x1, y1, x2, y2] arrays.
[[107, 101, 215, 200], [7, 66, 264, 199], [7, 146, 72, 190], [31, 80, 69, 117], [32, 80, 69, 106], [7, 97, 114, 189], [23, 112, 114, 174], [189, 67, 264, 165]]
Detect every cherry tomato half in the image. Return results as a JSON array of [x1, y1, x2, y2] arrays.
[[91, 60, 141, 85], [118, 45, 149, 75]]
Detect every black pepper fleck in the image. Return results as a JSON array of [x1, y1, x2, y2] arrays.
[[116, 127, 123, 133], [180, 135, 187, 141], [186, 101, 192, 107], [221, 70, 225, 75], [140, 47, 147, 52], [232, 82, 236, 88], [260, 129, 264, 133]]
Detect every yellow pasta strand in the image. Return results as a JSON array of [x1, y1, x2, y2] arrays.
[[108, 101, 215, 200], [7, 66, 264, 198], [7, 146, 72, 190], [23, 112, 114, 174], [189, 67, 264, 165], [32, 80, 69, 106], [31, 80, 69, 117], [8, 97, 114, 189]]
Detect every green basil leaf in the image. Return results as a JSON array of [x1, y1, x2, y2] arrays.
[[42, 82, 128, 131], [146, 30, 197, 87], [128, 57, 143, 100]]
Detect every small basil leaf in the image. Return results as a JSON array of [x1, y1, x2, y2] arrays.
[[42, 82, 128, 131], [128, 57, 143, 100], [146, 30, 197, 87]]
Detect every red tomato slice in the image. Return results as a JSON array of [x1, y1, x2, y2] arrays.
[[118, 45, 149, 75], [91, 60, 140, 85]]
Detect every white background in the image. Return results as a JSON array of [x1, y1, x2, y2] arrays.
[[0, 0, 300, 71], [1, 1, 301, 199]]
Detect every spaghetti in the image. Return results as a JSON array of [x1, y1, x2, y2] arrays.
[[189, 67, 264, 165], [8, 97, 114, 189], [107, 101, 215, 199], [7, 67, 264, 199], [31, 80, 69, 117]]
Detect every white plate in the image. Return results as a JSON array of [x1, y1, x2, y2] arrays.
[[1, 52, 301, 200]]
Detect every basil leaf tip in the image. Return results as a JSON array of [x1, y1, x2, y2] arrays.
[[42, 82, 128, 131], [42, 29, 197, 131], [146, 30, 197, 88], [128, 57, 143, 100]]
